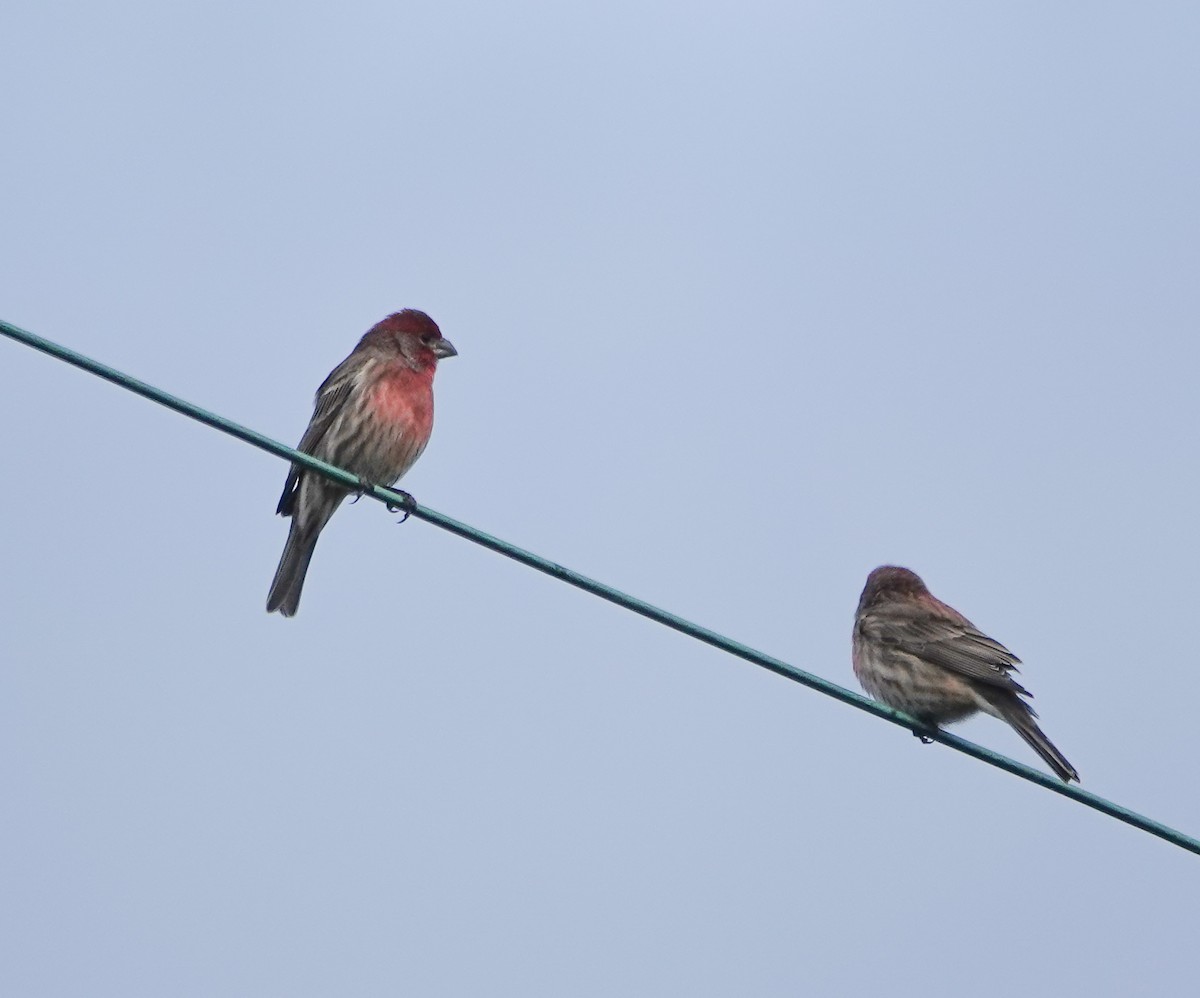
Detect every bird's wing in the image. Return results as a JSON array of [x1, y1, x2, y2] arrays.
[[859, 606, 1032, 697], [275, 357, 363, 517]]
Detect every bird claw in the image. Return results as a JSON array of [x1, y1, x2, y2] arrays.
[[912, 724, 938, 745], [386, 490, 416, 523], [346, 476, 414, 521]]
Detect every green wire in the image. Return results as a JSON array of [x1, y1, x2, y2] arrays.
[[4, 316, 1197, 857]]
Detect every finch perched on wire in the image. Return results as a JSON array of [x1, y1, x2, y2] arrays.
[[852, 565, 1079, 782], [267, 310, 457, 617]]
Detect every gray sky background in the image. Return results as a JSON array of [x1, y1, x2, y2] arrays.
[[3, 3, 1198, 995]]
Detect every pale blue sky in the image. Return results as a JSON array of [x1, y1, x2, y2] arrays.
[[2, 3, 1199, 995]]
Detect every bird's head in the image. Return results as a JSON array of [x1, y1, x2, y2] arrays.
[[374, 309, 458, 370], [857, 565, 929, 612]]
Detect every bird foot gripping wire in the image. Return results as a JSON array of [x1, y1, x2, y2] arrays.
[[386, 490, 416, 523], [348, 477, 415, 521], [912, 725, 939, 745]]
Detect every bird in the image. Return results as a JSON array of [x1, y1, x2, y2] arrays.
[[852, 565, 1079, 782], [267, 309, 456, 616]]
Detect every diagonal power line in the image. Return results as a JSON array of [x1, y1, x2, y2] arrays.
[[3, 315, 1198, 858]]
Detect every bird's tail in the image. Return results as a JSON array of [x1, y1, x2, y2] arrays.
[[266, 520, 320, 617], [991, 696, 1079, 783]]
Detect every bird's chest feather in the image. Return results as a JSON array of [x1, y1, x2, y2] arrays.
[[369, 366, 435, 439]]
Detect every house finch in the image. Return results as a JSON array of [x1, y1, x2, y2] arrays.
[[266, 309, 457, 616], [852, 565, 1079, 782]]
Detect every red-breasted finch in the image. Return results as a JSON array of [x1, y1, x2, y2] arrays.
[[267, 309, 457, 616], [852, 565, 1079, 782]]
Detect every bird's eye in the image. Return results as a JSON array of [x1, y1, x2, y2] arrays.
[[421, 332, 437, 344]]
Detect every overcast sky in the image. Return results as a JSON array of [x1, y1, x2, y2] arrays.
[[3, 3, 1199, 995]]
